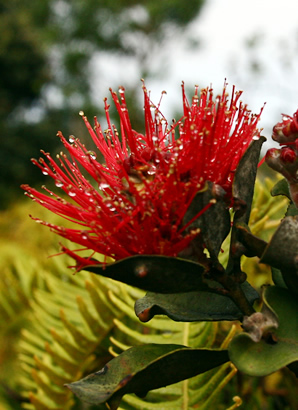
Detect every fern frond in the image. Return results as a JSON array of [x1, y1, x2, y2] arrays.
[[0, 243, 42, 408], [18, 260, 125, 409]]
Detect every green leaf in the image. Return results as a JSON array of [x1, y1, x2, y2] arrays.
[[271, 178, 291, 199], [279, 268, 298, 297], [232, 137, 266, 224], [83, 255, 211, 293], [272, 179, 298, 216], [228, 286, 298, 376], [134, 281, 259, 322], [66, 344, 229, 409], [287, 361, 298, 377], [271, 267, 288, 289], [286, 202, 298, 217], [227, 138, 265, 275], [183, 182, 230, 259], [260, 216, 298, 294]]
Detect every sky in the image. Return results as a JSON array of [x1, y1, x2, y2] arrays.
[[91, 0, 298, 151]]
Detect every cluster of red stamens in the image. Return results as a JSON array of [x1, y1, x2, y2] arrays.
[[22, 82, 262, 268]]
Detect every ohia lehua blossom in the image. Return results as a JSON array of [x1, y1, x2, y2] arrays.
[[22, 81, 263, 268]]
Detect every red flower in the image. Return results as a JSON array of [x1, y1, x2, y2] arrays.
[[272, 109, 298, 144], [22, 82, 262, 268], [266, 109, 298, 207]]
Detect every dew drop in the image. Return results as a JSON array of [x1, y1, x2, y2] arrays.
[[42, 171, 49, 175], [68, 191, 76, 197], [55, 180, 64, 188], [99, 182, 109, 190], [69, 135, 75, 143], [147, 166, 156, 176], [81, 232, 88, 240], [86, 150, 97, 160]]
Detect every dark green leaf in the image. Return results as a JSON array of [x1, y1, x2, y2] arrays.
[[232, 137, 266, 224], [287, 361, 298, 377], [229, 286, 298, 376], [271, 178, 291, 199], [83, 255, 210, 293], [227, 138, 266, 275], [286, 202, 298, 217], [183, 182, 230, 259], [260, 216, 298, 293], [134, 281, 259, 322], [235, 223, 267, 257], [271, 267, 288, 289], [66, 344, 229, 409], [279, 268, 298, 297]]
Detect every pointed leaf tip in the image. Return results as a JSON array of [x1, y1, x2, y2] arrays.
[[67, 344, 229, 408], [233, 137, 266, 224], [271, 178, 291, 199]]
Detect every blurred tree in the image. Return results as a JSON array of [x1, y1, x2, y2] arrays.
[[0, 0, 205, 208]]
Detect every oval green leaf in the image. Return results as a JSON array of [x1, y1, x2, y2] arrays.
[[228, 286, 298, 376], [134, 281, 259, 322], [83, 255, 212, 293], [66, 344, 229, 409]]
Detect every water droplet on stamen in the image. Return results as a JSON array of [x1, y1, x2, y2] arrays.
[[99, 182, 109, 190], [81, 232, 88, 240], [147, 166, 156, 176], [86, 150, 97, 160]]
